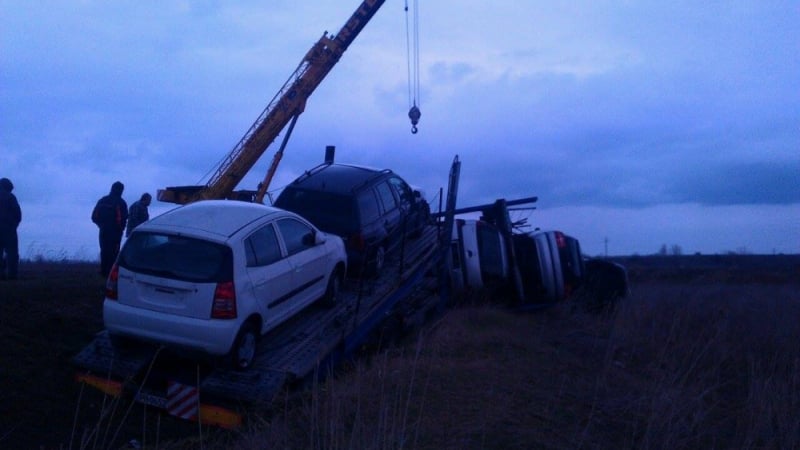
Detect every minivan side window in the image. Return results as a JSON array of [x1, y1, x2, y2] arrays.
[[245, 224, 282, 267], [277, 218, 314, 256], [388, 177, 413, 204], [357, 190, 381, 226], [375, 181, 398, 213]]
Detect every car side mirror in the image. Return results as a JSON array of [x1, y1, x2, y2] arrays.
[[303, 231, 325, 246]]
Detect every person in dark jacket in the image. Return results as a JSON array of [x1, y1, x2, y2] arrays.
[[126, 193, 151, 237], [92, 181, 128, 278], [0, 177, 22, 280]]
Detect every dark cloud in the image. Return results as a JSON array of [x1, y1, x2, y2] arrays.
[[668, 161, 800, 205], [408, 46, 800, 210], [2, 1, 798, 256]]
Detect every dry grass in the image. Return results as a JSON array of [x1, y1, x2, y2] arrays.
[[1, 258, 799, 448], [227, 276, 800, 449]]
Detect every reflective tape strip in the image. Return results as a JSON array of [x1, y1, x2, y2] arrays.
[[166, 381, 199, 420], [76, 373, 123, 397], [199, 405, 243, 429]]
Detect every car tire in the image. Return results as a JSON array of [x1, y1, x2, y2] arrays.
[[321, 268, 342, 307], [229, 322, 259, 371], [369, 245, 386, 276]]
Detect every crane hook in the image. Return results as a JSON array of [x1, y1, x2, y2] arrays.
[[408, 105, 421, 134]]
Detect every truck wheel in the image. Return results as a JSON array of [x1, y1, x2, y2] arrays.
[[230, 322, 258, 371], [321, 268, 342, 307]]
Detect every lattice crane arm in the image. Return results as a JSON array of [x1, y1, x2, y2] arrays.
[[158, 0, 387, 204]]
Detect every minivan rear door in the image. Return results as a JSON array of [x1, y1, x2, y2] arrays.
[[375, 181, 402, 244], [387, 177, 415, 229]]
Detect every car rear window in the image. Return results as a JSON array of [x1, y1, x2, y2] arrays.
[[119, 232, 233, 282], [274, 187, 356, 234]]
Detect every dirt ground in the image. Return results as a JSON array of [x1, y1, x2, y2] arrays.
[[0, 262, 205, 449]]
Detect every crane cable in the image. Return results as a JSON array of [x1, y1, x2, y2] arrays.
[[405, 0, 421, 134]]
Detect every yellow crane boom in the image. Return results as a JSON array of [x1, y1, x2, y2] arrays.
[[158, 0, 387, 204]]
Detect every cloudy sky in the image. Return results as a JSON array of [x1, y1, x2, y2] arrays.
[[1, 0, 798, 259]]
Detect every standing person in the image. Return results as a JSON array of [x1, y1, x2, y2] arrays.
[[0, 178, 22, 281], [126, 193, 152, 237], [92, 181, 128, 278]]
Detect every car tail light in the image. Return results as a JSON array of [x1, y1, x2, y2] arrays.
[[211, 281, 237, 319], [105, 264, 119, 300], [555, 231, 567, 248]]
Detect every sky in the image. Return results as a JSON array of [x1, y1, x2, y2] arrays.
[[1, 0, 798, 259]]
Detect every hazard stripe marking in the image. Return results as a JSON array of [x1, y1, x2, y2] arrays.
[[167, 381, 199, 420]]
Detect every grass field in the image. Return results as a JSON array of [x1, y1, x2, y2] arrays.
[[0, 255, 798, 449]]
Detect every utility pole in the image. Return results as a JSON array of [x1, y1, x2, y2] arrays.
[[604, 237, 609, 258]]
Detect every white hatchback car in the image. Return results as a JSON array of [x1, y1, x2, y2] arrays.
[[103, 200, 347, 370]]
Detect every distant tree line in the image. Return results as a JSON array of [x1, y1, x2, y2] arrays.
[[656, 244, 683, 256], [654, 244, 755, 256]]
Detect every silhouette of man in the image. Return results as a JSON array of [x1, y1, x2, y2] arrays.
[[0, 177, 22, 280], [92, 181, 128, 278], [126, 193, 152, 237]]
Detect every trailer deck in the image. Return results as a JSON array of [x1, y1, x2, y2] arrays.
[[72, 225, 443, 421]]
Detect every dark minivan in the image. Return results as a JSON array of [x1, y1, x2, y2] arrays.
[[274, 163, 430, 274]]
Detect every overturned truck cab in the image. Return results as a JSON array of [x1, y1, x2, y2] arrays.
[[450, 217, 584, 304]]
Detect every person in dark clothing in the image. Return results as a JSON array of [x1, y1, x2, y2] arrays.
[[126, 193, 152, 237], [92, 181, 128, 278], [0, 177, 22, 280]]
